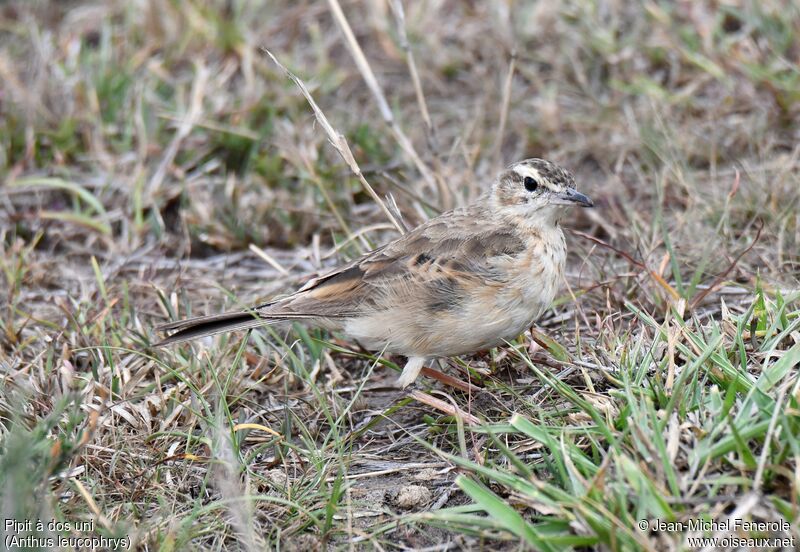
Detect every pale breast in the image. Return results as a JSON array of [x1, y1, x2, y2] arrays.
[[469, 225, 566, 347]]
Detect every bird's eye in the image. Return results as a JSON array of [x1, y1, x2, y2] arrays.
[[524, 176, 539, 192]]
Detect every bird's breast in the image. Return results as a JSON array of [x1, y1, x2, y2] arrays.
[[504, 226, 566, 312]]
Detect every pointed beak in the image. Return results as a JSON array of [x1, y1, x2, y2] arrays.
[[553, 188, 594, 207]]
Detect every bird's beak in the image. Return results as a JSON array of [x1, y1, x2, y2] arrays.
[[553, 188, 594, 207]]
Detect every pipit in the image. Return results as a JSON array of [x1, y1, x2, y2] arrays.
[[156, 158, 593, 387]]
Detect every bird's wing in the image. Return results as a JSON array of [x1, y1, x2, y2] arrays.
[[271, 203, 527, 317]]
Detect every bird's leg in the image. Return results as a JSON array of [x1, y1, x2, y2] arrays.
[[396, 356, 427, 388]]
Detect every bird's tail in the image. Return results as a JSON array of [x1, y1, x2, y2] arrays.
[[154, 310, 293, 346]]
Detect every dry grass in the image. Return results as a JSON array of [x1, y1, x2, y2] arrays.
[[1, 0, 799, 550]]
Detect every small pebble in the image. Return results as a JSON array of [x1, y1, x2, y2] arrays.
[[394, 485, 432, 509]]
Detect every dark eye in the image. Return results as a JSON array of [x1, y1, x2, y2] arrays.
[[524, 176, 539, 192]]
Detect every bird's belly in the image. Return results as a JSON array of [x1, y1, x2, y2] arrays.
[[342, 279, 557, 358]]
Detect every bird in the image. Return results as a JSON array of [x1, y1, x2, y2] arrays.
[[155, 158, 593, 387]]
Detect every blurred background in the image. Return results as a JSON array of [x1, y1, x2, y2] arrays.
[[4, 1, 797, 273], [1, 1, 799, 549]]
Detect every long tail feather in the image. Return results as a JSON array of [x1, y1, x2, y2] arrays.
[[156, 311, 259, 333], [154, 309, 334, 346], [154, 311, 279, 346]]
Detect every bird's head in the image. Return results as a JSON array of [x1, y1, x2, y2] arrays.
[[492, 158, 593, 225]]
